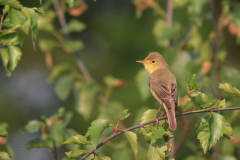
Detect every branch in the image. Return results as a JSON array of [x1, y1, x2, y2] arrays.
[[80, 106, 240, 160], [51, 0, 108, 105]]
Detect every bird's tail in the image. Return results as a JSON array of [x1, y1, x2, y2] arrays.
[[164, 100, 177, 131]]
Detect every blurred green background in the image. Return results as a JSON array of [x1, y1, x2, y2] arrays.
[[1, 0, 240, 159]]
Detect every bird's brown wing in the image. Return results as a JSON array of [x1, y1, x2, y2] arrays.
[[171, 83, 178, 110]]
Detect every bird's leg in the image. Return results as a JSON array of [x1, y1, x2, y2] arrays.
[[154, 103, 163, 124]]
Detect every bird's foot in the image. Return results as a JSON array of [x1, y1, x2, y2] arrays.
[[162, 111, 166, 116]]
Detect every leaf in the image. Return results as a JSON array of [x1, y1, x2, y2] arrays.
[[64, 40, 84, 52], [49, 121, 65, 146], [48, 64, 72, 82], [136, 69, 150, 101], [0, 0, 23, 9], [223, 122, 233, 139], [66, 0, 74, 8], [187, 74, 198, 94], [63, 135, 90, 145], [0, 126, 8, 137], [8, 46, 22, 71], [147, 139, 167, 160], [217, 99, 226, 109], [196, 113, 225, 154], [140, 109, 157, 124], [77, 83, 98, 120], [119, 109, 131, 121], [99, 155, 111, 160], [193, 92, 216, 109], [9, 8, 26, 25], [152, 126, 165, 139], [177, 98, 194, 112], [219, 83, 240, 96], [89, 119, 109, 148], [125, 131, 138, 160], [65, 149, 88, 159], [0, 32, 18, 45], [23, 120, 42, 133], [38, 38, 60, 52], [55, 74, 74, 101], [64, 19, 86, 33], [23, 138, 50, 150], [0, 152, 12, 160]]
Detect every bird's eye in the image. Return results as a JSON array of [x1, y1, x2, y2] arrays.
[[152, 61, 155, 63]]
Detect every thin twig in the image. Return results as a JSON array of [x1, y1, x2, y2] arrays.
[[50, 140, 58, 160], [80, 106, 240, 160], [51, 0, 108, 105]]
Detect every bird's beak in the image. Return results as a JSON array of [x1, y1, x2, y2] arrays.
[[136, 60, 145, 64]]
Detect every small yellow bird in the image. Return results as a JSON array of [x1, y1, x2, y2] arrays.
[[137, 52, 178, 131]]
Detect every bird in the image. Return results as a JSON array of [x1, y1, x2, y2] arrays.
[[136, 52, 178, 131]]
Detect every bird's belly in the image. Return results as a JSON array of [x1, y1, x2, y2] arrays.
[[150, 89, 163, 104]]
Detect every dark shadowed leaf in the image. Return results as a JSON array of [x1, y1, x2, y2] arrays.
[[55, 74, 74, 101], [23, 138, 50, 150]]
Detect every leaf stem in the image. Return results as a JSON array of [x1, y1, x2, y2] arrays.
[[79, 106, 240, 160]]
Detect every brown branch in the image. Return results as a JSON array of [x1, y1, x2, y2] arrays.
[[51, 0, 108, 105], [79, 106, 240, 160], [50, 140, 58, 160]]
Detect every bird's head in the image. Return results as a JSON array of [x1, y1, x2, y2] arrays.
[[136, 52, 169, 74]]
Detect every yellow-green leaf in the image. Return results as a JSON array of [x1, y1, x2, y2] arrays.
[[125, 131, 138, 159], [63, 134, 90, 145], [219, 83, 240, 96], [66, 149, 88, 159]]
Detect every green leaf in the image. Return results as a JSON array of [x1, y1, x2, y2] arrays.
[[48, 64, 72, 82], [177, 98, 194, 112], [55, 74, 74, 101], [9, 8, 26, 25], [49, 121, 65, 146], [147, 139, 167, 160], [66, 0, 74, 8], [0, 49, 11, 76], [219, 83, 240, 96], [152, 126, 165, 139], [38, 38, 60, 52], [99, 155, 111, 160], [64, 19, 86, 33], [63, 134, 90, 145], [8, 46, 22, 71], [136, 69, 150, 101], [187, 74, 198, 94], [0, 0, 23, 9], [0, 125, 8, 137], [65, 40, 84, 52], [18, 19, 31, 46], [217, 99, 226, 109], [140, 109, 157, 124], [23, 138, 50, 150], [196, 113, 225, 154], [119, 109, 131, 121], [0, 32, 18, 45], [89, 119, 109, 148], [193, 92, 216, 109], [77, 83, 98, 120], [223, 122, 233, 140], [65, 149, 88, 159], [23, 120, 42, 133], [125, 131, 138, 160], [0, 152, 12, 160]]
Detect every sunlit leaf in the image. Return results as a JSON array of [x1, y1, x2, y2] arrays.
[[64, 19, 86, 33], [119, 109, 131, 121], [0, 126, 8, 137], [177, 98, 194, 112], [223, 122, 233, 140], [196, 113, 225, 154], [0, 152, 12, 160], [55, 74, 74, 101], [0, 0, 23, 9], [63, 134, 90, 145], [136, 69, 150, 101], [65, 149, 88, 159], [187, 74, 198, 94], [77, 83, 98, 120], [217, 99, 226, 109], [23, 138, 50, 150], [147, 139, 167, 160], [89, 119, 109, 148], [193, 92, 216, 109], [125, 131, 138, 160], [99, 155, 111, 160], [140, 109, 157, 124], [152, 126, 165, 139], [219, 83, 240, 96], [66, 0, 74, 8], [48, 64, 72, 82], [23, 120, 42, 133], [49, 121, 65, 146]]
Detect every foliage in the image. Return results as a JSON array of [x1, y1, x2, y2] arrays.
[[1, 0, 240, 160]]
